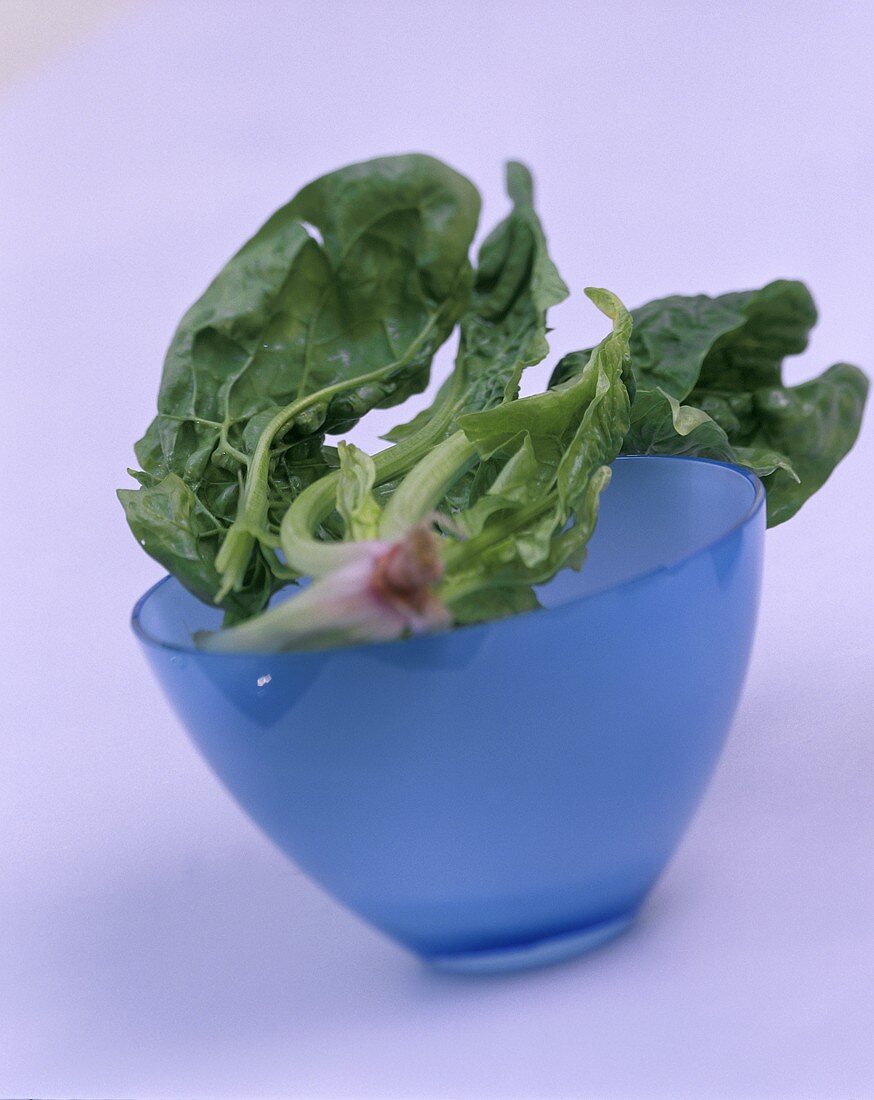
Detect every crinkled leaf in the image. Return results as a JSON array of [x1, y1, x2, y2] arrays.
[[158, 154, 480, 440], [551, 279, 817, 399], [442, 289, 631, 622], [117, 475, 273, 624], [121, 154, 480, 615], [696, 280, 817, 393], [384, 161, 568, 448], [459, 289, 629, 480], [736, 363, 868, 524], [556, 279, 867, 527]]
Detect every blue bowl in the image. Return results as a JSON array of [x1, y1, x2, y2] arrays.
[[133, 456, 765, 973]]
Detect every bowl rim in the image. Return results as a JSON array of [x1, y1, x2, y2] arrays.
[[131, 454, 765, 657]]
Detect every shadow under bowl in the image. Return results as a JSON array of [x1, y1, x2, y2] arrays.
[[132, 456, 765, 973]]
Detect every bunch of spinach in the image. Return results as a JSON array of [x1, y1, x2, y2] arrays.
[[121, 154, 868, 652]]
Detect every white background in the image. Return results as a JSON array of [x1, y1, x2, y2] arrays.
[[2, 2, 872, 1096]]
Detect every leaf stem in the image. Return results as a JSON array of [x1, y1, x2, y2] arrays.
[[214, 308, 450, 600], [378, 431, 476, 540]]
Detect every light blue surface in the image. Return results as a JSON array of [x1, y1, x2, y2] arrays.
[[133, 456, 765, 971]]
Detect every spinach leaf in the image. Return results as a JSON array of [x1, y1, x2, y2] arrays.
[[384, 161, 568, 448], [120, 155, 480, 617], [441, 288, 631, 622], [118, 474, 276, 623], [687, 284, 867, 522], [728, 364, 868, 524], [552, 280, 868, 525]]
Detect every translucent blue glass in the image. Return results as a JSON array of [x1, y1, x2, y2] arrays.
[[133, 456, 765, 973]]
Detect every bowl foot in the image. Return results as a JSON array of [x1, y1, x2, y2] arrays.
[[425, 911, 636, 975]]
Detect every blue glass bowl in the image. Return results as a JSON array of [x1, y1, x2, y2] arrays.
[[133, 456, 765, 973]]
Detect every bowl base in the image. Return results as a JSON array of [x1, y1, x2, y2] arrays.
[[425, 911, 636, 975]]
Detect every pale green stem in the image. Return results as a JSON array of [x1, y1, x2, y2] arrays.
[[198, 580, 359, 653], [378, 431, 476, 540], [280, 397, 463, 576]]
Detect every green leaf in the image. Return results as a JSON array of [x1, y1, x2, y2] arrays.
[[622, 387, 737, 461], [454, 433, 542, 538], [441, 289, 631, 622], [600, 292, 749, 399], [562, 279, 867, 527], [384, 160, 568, 446], [555, 289, 633, 514], [230, 156, 480, 433], [551, 279, 817, 400], [459, 290, 629, 477], [158, 155, 480, 439], [686, 287, 866, 524], [696, 280, 817, 393], [117, 475, 273, 623], [122, 154, 481, 613], [736, 363, 868, 524]]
